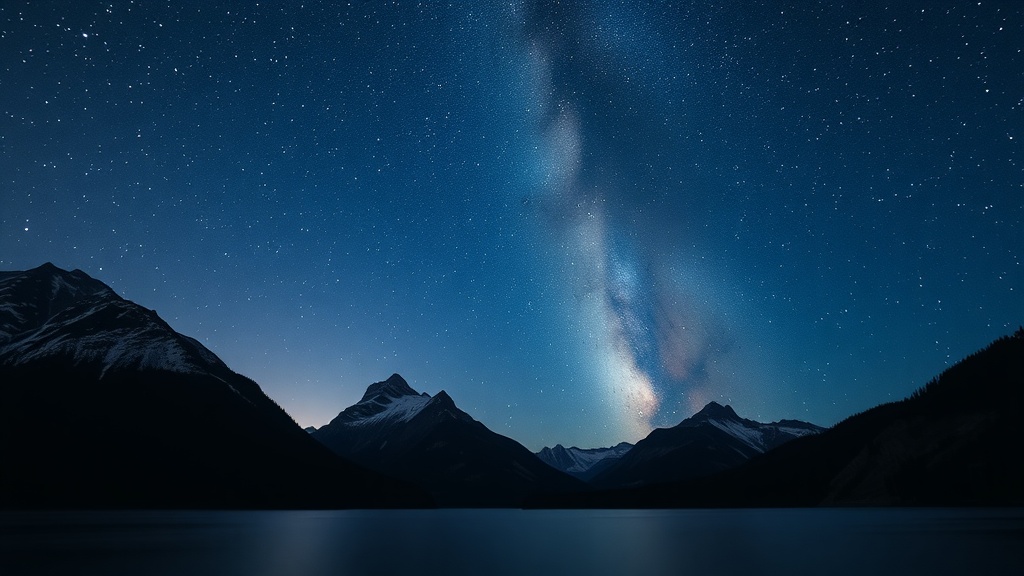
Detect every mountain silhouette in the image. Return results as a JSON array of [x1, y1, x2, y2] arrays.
[[589, 402, 822, 488], [312, 374, 584, 506], [535, 443, 634, 481], [529, 329, 1024, 508], [0, 264, 429, 509]]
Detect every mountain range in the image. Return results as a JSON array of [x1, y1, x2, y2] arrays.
[[528, 328, 1024, 508], [2, 263, 1020, 509], [585, 402, 822, 488], [535, 442, 634, 481], [307, 376, 823, 505], [0, 263, 428, 509]]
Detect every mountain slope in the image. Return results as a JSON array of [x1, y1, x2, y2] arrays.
[[312, 374, 584, 506], [0, 263, 428, 509], [591, 402, 822, 488], [531, 329, 1024, 508], [535, 443, 634, 481]]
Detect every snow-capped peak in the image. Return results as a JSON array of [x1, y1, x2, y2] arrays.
[[330, 374, 434, 427], [706, 418, 767, 453], [352, 392, 432, 426], [359, 373, 420, 402], [536, 442, 634, 479], [683, 402, 823, 454], [0, 263, 228, 378]]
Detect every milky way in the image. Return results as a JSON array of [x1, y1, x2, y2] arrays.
[[510, 1, 797, 439], [1, 1, 1021, 449]]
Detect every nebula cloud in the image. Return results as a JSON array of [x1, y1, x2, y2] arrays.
[[512, 1, 731, 440]]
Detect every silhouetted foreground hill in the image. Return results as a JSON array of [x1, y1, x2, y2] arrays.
[[313, 374, 584, 506], [530, 329, 1024, 508], [0, 264, 430, 509]]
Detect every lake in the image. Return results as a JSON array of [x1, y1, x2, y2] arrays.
[[2, 508, 1022, 575]]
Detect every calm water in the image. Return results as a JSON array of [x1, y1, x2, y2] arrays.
[[1, 508, 1022, 576]]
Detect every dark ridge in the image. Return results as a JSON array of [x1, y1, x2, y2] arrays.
[[528, 329, 1024, 508]]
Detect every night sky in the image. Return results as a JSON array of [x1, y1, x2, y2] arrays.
[[2, 1, 1021, 451]]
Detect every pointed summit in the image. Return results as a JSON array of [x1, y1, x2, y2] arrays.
[[691, 401, 740, 421], [429, 389, 456, 406], [359, 373, 420, 402], [591, 402, 823, 488], [323, 375, 432, 429], [420, 390, 474, 424], [311, 377, 584, 506], [0, 263, 202, 374]]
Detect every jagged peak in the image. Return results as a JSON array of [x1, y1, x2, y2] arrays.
[[26, 262, 83, 281], [429, 389, 456, 405], [691, 401, 740, 421], [421, 390, 475, 424], [358, 373, 420, 402], [538, 442, 633, 455], [11, 262, 112, 294]]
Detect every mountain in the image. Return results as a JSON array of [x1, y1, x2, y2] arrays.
[[312, 374, 584, 506], [530, 329, 1024, 508], [0, 263, 429, 509], [535, 442, 634, 481], [590, 402, 822, 488]]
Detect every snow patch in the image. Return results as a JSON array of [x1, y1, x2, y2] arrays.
[[0, 299, 218, 379], [776, 426, 819, 437], [348, 393, 431, 426], [708, 418, 767, 453], [540, 444, 634, 475]]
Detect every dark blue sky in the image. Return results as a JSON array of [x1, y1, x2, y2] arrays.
[[2, 1, 1020, 450]]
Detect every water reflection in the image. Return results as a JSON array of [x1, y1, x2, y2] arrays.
[[1, 509, 1022, 576]]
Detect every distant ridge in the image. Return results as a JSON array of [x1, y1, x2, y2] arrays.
[[529, 328, 1024, 508], [589, 401, 822, 488], [535, 443, 634, 481]]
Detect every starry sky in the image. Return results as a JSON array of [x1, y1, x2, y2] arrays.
[[2, 1, 1021, 451]]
